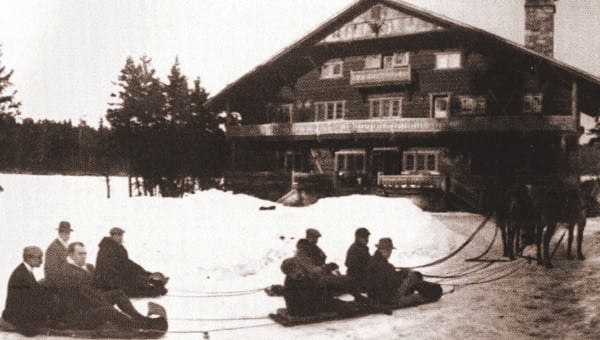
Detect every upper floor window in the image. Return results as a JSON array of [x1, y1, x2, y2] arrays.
[[315, 101, 345, 121], [431, 93, 451, 118], [364, 52, 410, 69], [435, 52, 461, 70], [369, 97, 403, 118], [457, 96, 486, 115], [321, 59, 344, 79], [523, 94, 543, 113], [278, 103, 294, 122]]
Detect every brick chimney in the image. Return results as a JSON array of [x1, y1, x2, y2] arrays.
[[524, 0, 557, 57]]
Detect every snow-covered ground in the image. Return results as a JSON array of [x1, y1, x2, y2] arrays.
[[1, 174, 598, 339]]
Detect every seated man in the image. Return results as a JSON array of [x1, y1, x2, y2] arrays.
[[280, 239, 356, 316], [302, 228, 327, 266], [345, 227, 371, 293], [45, 221, 73, 284], [94, 227, 168, 297], [367, 238, 442, 307], [56, 242, 166, 331], [2, 246, 50, 337]]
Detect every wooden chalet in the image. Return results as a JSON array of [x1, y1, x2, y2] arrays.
[[206, 0, 600, 210]]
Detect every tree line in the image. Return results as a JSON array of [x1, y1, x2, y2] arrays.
[[106, 55, 229, 197], [0, 47, 229, 197]]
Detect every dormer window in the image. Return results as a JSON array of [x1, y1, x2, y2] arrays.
[[435, 52, 461, 69], [321, 59, 344, 79], [524, 94, 543, 113]]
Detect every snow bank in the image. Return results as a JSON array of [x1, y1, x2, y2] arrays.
[[1, 174, 472, 337]]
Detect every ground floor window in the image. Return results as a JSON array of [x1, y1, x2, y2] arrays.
[[335, 149, 366, 174], [284, 151, 304, 172], [403, 149, 440, 173]]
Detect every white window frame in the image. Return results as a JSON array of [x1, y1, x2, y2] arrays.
[[430, 93, 452, 118], [321, 59, 344, 79], [457, 96, 486, 115], [435, 51, 462, 70], [284, 151, 303, 172], [314, 100, 345, 121], [335, 149, 367, 174], [523, 94, 543, 113], [369, 97, 403, 118], [402, 149, 441, 173], [365, 54, 382, 69], [279, 103, 294, 122], [392, 52, 410, 67]]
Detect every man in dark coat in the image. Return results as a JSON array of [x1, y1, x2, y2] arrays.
[[2, 246, 50, 337], [345, 227, 371, 292], [56, 242, 166, 331], [94, 227, 167, 297], [367, 238, 441, 306], [44, 221, 73, 284], [302, 228, 327, 266]]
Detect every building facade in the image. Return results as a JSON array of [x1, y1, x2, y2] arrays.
[[207, 0, 600, 210]]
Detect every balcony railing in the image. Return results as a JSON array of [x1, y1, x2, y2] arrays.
[[350, 66, 411, 87], [377, 173, 445, 191], [227, 115, 576, 139]]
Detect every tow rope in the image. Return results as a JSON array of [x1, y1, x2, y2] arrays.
[[397, 213, 493, 270]]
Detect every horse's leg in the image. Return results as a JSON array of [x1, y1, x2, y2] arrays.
[[499, 221, 508, 257], [566, 223, 574, 260], [535, 223, 544, 265], [577, 216, 586, 260], [543, 222, 557, 269], [507, 222, 516, 260]]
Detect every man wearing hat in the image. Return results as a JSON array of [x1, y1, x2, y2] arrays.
[[93, 227, 168, 298], [44, 221, 73, 284], [367, 237, 441, 306], [303, 228, 327, 266], [345, 227, 371, 292]]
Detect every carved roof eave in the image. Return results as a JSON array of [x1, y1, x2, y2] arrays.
[[205, 0, 600, 116]]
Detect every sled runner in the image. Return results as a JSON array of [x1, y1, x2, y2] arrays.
[[268, 283, 442, 327], [0, 302, 168, 339]]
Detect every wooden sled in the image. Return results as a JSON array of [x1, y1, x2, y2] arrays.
[[0, 302, 168, 339], [269, 294, 439, 327]]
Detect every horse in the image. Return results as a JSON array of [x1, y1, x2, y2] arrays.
[[495, 183, 535, 260], [529, 183, 586, 268]]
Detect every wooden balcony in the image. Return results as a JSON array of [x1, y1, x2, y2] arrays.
[[227, 115, 576, 140], [377, 173, 445, 192], [350, 66, 411, 87]]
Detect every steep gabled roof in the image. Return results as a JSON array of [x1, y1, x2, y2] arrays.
[[207, 0, 600, 115]]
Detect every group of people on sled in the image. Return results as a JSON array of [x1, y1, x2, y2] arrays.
[[1, 221, 169, 337], [280, 228, 442, 317]]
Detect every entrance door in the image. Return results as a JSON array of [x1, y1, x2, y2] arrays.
[[372, 148, 402, 175]]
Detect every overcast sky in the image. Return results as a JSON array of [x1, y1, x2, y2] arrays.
[[0, 0, 598, 126]]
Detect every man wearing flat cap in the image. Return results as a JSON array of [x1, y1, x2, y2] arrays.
[[44, 221, 73, 284], [367, 237, 442, 306], [345, 227, 371, 292], [93, 227, 168, 297], [303, 228, 327, 266]]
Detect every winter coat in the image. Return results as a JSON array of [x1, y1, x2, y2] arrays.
[[301, 239, 327, 266], [2, 263, 50, 336], [44, 239, 68, 284], [344, 241, 370, 289], [366, 250, 402, 305], [56, 263, 110, 318], [93, 237, 149, 293]]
